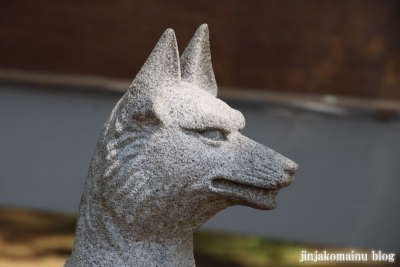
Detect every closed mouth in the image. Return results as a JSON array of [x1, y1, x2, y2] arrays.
[[210, 177, 280, 210]]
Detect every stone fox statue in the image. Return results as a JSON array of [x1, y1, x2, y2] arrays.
[[65, 24, 298, 267]]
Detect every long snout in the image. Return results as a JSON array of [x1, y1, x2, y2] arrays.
[[273, 152, 298, 188], [232, 133, 299, 189], [273, 151, 299, 177], [209, 132, 298, 210]]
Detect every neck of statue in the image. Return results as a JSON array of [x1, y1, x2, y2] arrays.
[[66, 214, 196, 267], [65, 165, 230, 267]]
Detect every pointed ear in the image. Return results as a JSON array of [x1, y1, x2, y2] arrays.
[[180, 24, 218, 97], [130, 28, 181, 93], [121, 29, 180, 123]]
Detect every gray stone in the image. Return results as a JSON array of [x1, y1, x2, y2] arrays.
[[65, 24, 298, 267]]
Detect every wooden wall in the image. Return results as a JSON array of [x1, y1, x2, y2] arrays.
[[1, 0, 399, 99]]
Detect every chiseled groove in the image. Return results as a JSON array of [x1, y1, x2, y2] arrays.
[[211, 177, 270, 193], [257, 165, 278, 174], [235, 171, 279, 189], [242, 169, 270, 181]]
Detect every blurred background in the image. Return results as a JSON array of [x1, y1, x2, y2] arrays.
[[1, 0, 400, 266]]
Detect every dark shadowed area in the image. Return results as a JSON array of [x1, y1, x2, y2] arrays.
[[1, 0, 400, 99]]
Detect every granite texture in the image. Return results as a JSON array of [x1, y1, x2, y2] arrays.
[[65, 24, 298, 267]]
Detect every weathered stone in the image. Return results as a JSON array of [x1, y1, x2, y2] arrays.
[[65, 24, 298, 267]]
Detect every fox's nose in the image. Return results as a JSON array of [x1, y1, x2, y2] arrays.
[[284, 160, 298, 176]]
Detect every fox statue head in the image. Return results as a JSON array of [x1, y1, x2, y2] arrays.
[[66, 24, 298, 267]]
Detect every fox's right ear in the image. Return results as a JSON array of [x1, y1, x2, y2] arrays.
[[130, 28, 181, 91]]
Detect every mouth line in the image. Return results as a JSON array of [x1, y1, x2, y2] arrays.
[[211, 177, 277, 191], [210, 177, 280, 209]]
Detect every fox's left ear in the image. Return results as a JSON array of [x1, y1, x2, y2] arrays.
[[130, 28, 181, 92], [181, 24, 218, 97], [122, 28, 180, 122]]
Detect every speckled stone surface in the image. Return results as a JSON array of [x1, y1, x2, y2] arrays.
[[65, 24, 298, 267]]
